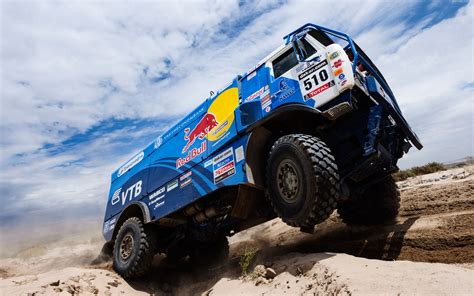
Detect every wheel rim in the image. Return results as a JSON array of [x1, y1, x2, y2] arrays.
[[119, 232, 134, 262], [276, 159, 300, 203]]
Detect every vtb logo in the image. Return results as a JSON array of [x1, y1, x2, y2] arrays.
[[182, 113, 219, 153], [111, 180, 142, 206]]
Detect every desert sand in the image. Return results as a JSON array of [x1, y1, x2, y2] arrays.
[[1, 165, 473, 295]]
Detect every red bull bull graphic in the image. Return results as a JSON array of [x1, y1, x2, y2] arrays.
[[182, 113, 219, 153]]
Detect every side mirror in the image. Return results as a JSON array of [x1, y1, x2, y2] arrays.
[[291, 31, 308, 62]]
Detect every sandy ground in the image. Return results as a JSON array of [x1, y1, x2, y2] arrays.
[[1, 165, 473, 295]]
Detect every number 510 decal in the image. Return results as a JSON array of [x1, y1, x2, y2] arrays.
[[296, 60, 335, 101], [303, 69, 329, 90]]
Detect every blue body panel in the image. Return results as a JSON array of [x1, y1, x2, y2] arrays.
[[103, 23, 422, 240]]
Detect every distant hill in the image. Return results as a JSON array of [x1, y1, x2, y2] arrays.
[[394, 156, 473, 181]]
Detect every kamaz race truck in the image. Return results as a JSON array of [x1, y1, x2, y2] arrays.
[[102, 23, 422, 278]]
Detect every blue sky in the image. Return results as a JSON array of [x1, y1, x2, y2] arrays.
[[0, 0, 473, 236]]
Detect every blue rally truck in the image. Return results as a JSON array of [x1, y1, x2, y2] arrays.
[[102, 23, 422, 278]]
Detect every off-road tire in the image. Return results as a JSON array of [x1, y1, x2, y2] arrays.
[[266, 134, 340, 228], [337, 176, 400, 225], [191, 236, 229, 267], [113, 217, 156, 278]]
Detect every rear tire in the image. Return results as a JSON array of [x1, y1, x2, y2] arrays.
[[113, 217, 156, 278], [337, 176, 400, 225], [266, 134, 340, 228]]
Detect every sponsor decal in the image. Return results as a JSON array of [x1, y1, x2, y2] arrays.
[[276, 78, 295, 102], [154, 137, 162, 149], [235, 146, 244, 163], [245, 86, 265, 102], [154, 200, 165, 209], [279, 90, 294, 101], [180, 171, 192, 181], [213, 147, 236, 183], [103, 221, 110, 233], [182, 113, 218, 153], [117, 152, 144, 177], [167, 179, 178, 192], [261, 91, 271, 109], [111, 180, 143, 206], [333, 59, 343, 68], [298, 60, 328, 80], [295, 63, 306, 73], [204, 159, 213, 167], [338, 73, 345, 80], [180, 177, 192, 188], [176, 141, 206, 169], [149, 193, 165, 206], [265, 106, 271, 112], [104, 219, 116, 233], [304, 81, 335, 100], [212, 120, 228, 136], [246, 65, 257, 75], [149, 186, 165, 200], [329, 51, 339, 60], [341, 80, 347, 87], [247, 71, 257, 80], [334, 68, 343, 76], [299, 61, 331, 98]]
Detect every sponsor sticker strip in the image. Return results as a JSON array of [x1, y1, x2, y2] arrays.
[[117, 152, 144, 177], [167, 179, 178, 191], [298, 60, 328, 80], [212, 147, 236, 184]]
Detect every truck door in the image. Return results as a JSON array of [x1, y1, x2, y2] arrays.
[[266, 45, 304, 110]]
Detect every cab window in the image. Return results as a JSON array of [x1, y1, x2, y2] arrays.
[[272, 48, 298, 78], [298, 38, 317, 60]]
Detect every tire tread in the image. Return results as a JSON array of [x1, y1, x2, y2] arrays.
[[266, 134, 340, 227]]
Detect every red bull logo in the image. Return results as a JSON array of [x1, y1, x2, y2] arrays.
[[176, 141, 206, 169], [182, 113, 219, 153]]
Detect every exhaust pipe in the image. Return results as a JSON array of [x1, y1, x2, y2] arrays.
[[192, 205, 232, 223]]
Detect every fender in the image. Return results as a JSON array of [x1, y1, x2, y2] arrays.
[[237, 103, 329, 135], [243, 104, 330, 187], [103, 201, 152, 242]]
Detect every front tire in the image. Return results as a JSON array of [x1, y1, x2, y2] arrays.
[[113, 217, 156, 278], [337, 176, 400, 225], [266, 134, 340, 228]]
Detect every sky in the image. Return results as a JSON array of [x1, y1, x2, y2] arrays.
[[0, 0, 473, 236]]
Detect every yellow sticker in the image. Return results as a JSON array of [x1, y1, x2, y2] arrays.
[[207, 87, 239, 141]]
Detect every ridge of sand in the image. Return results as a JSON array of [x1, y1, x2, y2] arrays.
[[3, 252, 471, 296], [208, 252, 474, 296]]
